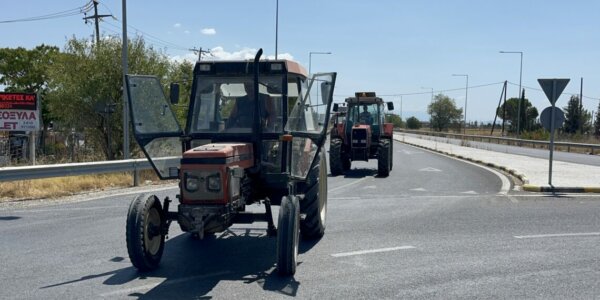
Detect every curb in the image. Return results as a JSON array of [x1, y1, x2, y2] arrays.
[[393, 136, 600, 194], [522, 185, 600, 193]]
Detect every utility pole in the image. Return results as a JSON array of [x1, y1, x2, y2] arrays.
[[580, 77, 583, 134], [83, 0, 113, 44], [189, 47, 211, 61]]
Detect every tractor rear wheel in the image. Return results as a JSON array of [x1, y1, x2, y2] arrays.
[[277, 195, 300, 276], [301, 151, 327, 239], [126, 194, 165, 272], [329, 138, 344, 176], [377, 140, 391, 177]]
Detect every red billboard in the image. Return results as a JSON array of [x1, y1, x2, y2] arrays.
[[0, 92, 37, 110]]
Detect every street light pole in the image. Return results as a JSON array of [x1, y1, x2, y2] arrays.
[[452, 74, 469, 134], [275, 0, 278, 59], [500, 50, 523, 135], [308, 51, 331, 75]]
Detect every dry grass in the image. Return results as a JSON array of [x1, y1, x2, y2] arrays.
[[0, 170, 162, 201]]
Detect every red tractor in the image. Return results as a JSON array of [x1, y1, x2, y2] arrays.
[[124, 49, 336, 276], [329, 92, 394, 177]]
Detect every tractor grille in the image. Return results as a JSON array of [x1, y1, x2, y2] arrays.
[[351, 128, 368, 148]]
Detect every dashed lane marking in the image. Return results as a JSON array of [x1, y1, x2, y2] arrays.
[[514, 232, 600, 239], [329, 177, 370, 193], [331, 246, 416, 258]]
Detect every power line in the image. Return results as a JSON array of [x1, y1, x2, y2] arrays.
[[506, 81, 600, 101], [0, 1, 94, 24], [103, 18, 189, 51], [334, 81, 504, 99]]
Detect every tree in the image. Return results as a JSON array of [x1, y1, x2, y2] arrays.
[[427, 94, 462, 131], [496, 97, 538, 133], [406, 116, 421, 129], [563, 95, 591, 134], [385, 114, 403, 128], [46, 37, 192, 160]]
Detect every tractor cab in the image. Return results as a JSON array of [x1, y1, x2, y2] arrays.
[[124, 49, 336, 276], [329, 92, 395, 176]]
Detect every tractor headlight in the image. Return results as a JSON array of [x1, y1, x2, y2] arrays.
[[207, 174, 221, 192], [184, 174, 200, 192]]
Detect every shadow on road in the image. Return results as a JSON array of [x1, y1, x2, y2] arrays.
[[0, 216, 21, 221], [45, 228, 322, 298], [342, 168, 378, 179]]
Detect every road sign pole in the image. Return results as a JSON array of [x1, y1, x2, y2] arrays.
[[548, 81, 556, 186]]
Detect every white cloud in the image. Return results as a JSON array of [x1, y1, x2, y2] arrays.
[[201, 28, 216, 35], [184, 30, 190, 34], [173, 23, 182, 28], [169, 46, 294, 64]]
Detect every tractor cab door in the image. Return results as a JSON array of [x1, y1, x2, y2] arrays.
[[284, 73, 336, 180], [125, 75, 183, 179]]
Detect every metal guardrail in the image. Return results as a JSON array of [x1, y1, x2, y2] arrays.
[[0, 158, 154, 182], [396, 129, 600, 155]]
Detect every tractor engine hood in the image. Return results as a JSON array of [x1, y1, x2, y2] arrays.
[[182, 143, 254, 166], [180, 143, 254, 205]]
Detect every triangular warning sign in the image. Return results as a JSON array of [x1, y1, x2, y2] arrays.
[[537, 79, 570, 105]]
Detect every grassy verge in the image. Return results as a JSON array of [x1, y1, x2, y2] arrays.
[[0, 170, 163, 202]]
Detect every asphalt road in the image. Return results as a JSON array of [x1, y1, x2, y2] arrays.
[[404, 132, 600, 167], [1, 141, 599, 299]]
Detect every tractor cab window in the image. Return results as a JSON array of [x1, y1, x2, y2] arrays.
[[348, 103, 379, 126], [190, 76, 284, 134]]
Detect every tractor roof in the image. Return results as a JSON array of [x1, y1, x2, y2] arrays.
[[194, 59, 308, 78], [345, 92, 384, 105]]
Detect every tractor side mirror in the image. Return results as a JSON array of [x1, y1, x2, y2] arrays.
[[320, 81, 331, 105], [387, 102, 394, 111], [170, 83, 180, 104], [332, 103, 339, 112]]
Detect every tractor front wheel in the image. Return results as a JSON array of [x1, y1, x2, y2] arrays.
[[329, 138, 344, 176], [277, 195, 300, 276], [126, 194, 165, 272]]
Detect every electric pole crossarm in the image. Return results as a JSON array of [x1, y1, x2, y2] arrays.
[[82, 0, 113, 44]]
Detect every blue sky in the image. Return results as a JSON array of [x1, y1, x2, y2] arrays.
[[1, 0, 599, 122]]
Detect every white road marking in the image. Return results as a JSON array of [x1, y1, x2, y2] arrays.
[[363, 185, 377, 189], [332, 246, 415, 257], [461, 190, 478, 195], [514, 232, 600, 239], [410, 188, 427, 192], [99, 271, 231, 297], [407, 145, 511, 196], [329, 177, 370, 193], [419, 167, 442, 172]]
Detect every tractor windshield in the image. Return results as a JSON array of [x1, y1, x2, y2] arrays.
[[348, 103, 379, 126], [189, 76, 284, 134]]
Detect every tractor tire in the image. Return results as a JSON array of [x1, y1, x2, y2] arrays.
[[277, 195, 300, 276], [301, 151, 327, 239], [329, 138, 344, 176], [389, 139, 393, 171], [126, 194, 165, 272], [377, 140, 391, 177]]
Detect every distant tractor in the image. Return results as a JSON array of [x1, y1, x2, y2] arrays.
[[123, 49, 336, 276], [329, 92, 394, 176]]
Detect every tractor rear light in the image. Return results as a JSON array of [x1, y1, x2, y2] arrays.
[[207, 174, 221, 192], [184, 174, 200, 192], [270, 63, 283, 71], [199, 64, 211, 71]]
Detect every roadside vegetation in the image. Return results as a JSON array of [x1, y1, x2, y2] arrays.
[[0, 170, 162, 201]]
